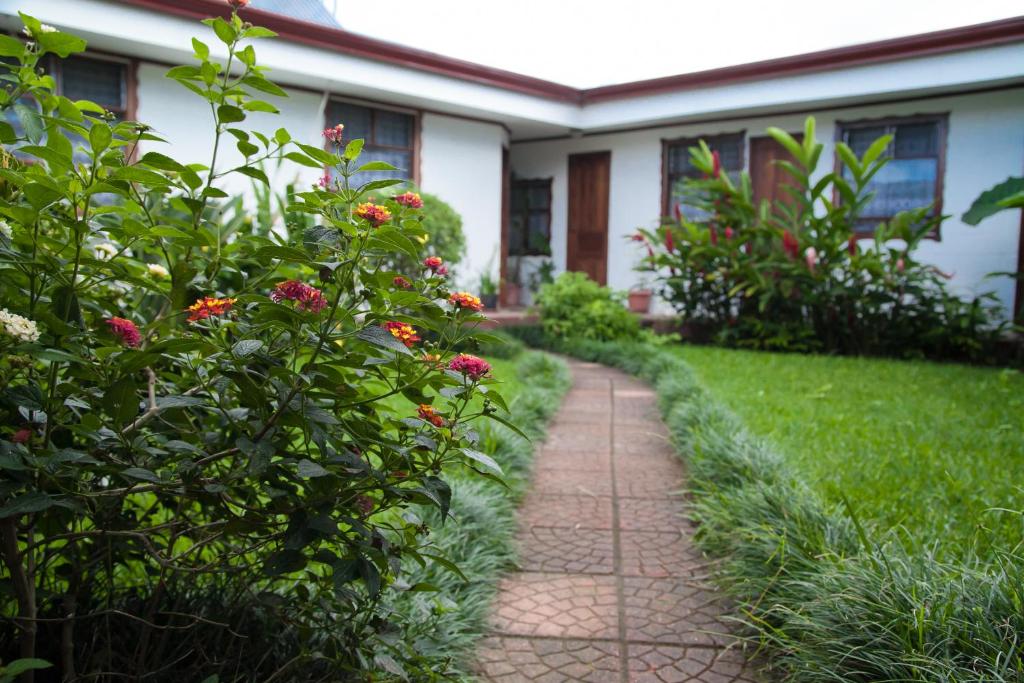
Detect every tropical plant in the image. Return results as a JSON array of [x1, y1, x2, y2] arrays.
[[533, 272, 639, 342], [0, 10, 511, 680], [634, 117, 1008, 361]]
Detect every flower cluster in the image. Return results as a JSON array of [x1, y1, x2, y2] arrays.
[[318, 172, 334, 190], [322, 123, 344, 144], [147, 263, 169, 279], [449, 291, 483, 312], [417, 404, 445, 428], [355, 202, 391, 227], [270, 280, 328, 313], [392, 276, 412, 289], [393, 192, 423, 209], [106, 317, 142, 348], [382, 321, 420, 348], [0, 309, 40, 343], [186, 296, 237, 323], [423, 256, 448, 276], [448, 353, 491, 381]]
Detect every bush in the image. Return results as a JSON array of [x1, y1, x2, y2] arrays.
[[0, 11, 518, 680], [533, 272, 639, 341], [633, 117, 1009, 362], [386, 190, 466, 277]]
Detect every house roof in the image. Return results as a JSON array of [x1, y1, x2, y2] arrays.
[[248, 0, 339, 28], [116, 0, 1024, 104]]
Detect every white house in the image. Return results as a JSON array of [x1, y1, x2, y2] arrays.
[[3, 0, 1023, 317]]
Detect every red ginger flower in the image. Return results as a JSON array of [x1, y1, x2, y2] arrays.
[[322, 123, 344, 144], [709, 229, 718, 246], [847, 235, 858, 256], [448, 353, 491, 381], [271, 280, 327, 313], [187, 296, 236, 323], [383, 321, 420, 348], [664, 229, 676, 253], [423, 256, 447, 276], [355, 202, 391, 227], [417, 404, 445, 428], [392, 275, 412, 289], [106, 317, 141, 348], [394, 192, 424, 209], [782, 230, 800, 260], [711, 150, 722, 177], [449, 291, 483, 312]]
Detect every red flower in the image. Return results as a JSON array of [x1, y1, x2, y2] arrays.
[[711, 150, 722, 178], [448, 353, 491, 381], [417, 404, 445, 428], [354, 495, 374, 516], [782, 230, 799, 260], [322, 123, 344, 144], [11, 428, 32, 444], [394, 192, 424, 209], [672, 203, 682, 222], [847, 235, 858, 256], [423, 256, 447, 276], [631, 232, 647, 243], [355, 202, 391, 227], [318, 172, 332, 189], [725, 227, 734, 240], [271, 280, 328, 313], [227, 0, 249, 8], [709, 229, 718, 246], [383, 321, 420, 348], [664, 229, 675, 253], [186, 296, 236, 323], [106, 317, 141, 348], [392, 276, 412, 289], [449, 291, 484, 312]]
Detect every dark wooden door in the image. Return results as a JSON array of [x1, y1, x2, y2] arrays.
[[750, 134, 803, 208], [567, 151, 610, 285]]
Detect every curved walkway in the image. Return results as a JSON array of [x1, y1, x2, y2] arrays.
[[477, 360, 759, 682]]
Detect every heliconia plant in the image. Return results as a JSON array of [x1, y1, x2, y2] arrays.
[[633, 117, 1008, 359], [0, 8, 514, 680]]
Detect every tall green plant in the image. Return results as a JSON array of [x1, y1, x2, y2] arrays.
[[0, 10, 508, 680]]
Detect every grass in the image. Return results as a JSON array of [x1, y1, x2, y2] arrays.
[[673, 345, 1024, 555]]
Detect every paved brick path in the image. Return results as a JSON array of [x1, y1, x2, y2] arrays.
[[477, 360, 759, 683]]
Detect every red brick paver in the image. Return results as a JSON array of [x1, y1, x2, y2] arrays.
[[480, 360, 759, 682]]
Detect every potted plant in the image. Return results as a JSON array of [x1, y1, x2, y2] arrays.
[[628, 281, 653, 313], [479, 270, 499, 309]]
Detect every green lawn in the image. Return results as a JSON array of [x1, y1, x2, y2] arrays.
[[675, 345, 1024, 555]]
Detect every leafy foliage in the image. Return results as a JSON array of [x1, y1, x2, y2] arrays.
[[384, 190, 466, 277], [533, 272, 639, 342], [0, 12, 513, 680], [634, 117, 1009, 361], [962, 176, 1024, 226]]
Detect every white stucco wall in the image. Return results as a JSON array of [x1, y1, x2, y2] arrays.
[[510, 88, 1024, 318]]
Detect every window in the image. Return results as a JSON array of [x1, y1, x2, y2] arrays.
[[324, 100, 416, 182], [837, 115, 946, 235], [663, 132, 744, 219], [509, 178, 552, 256]]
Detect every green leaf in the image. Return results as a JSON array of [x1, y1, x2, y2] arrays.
[[89, 121, 112, 154], [357, 325, 413, 356], [191, 38, 210, 60], [460, 448, 503, 477], [156, 396, 206, 409], [217, 105, 246, 124], [242, 75, 288, 97], [233, 165, 268, 185], [283, 151, 322, 169], [121, 467, 161, 484], [242, 100, 279, 113], [140, 152, 185, 172], [0, 35, 25, 58], [104, 375, 140, 426], [242, 26, 278, 39], [344, 138, 364, 160], [2, 659, 53, 676], [297, 459, 329, 478], [962, 177, 1024, 226], [207, 16, 237, 45], [232, 339, 263, 357], [0, 493, 56, 518], [36, 30, 87, 58], [357, 161, 398, 172]]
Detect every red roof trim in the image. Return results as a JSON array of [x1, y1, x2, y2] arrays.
[[581, 16, 1024, 103], [114, 2, 1023, 105]]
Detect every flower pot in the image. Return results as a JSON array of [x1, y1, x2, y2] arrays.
[[505, 283, 523, 308], [481, 293, 498, 310], [628, 289, 652, 314]]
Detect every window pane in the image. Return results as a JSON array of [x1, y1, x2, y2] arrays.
[[861, 158, 937, 217], [846, 126, 886, 157], [60, 57, 125, 110], [526, 185, 549, 210], [668, 144, 690, 174], [327, 101, 371, 141], [374, 109, 412, 147], [894, 122, 938, 158]]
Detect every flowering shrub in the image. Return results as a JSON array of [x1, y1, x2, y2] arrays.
[[635, 117, 1007, 360], [534, 272, 640, 342], [0, 10, 507, 680]]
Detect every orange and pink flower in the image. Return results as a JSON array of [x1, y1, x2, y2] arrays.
[[448, 353, 491, 381], [106, 317, 141, 348], [355, 202, 391, 227], [322, 123, 344, 144], [186, 296, 237, 323], [392, 275, 412, 289], [417, 403, 445, 428], [271, 280, 328, 313], [449, 291, 483, 312], [383, 321, 420, 348], [423, 256, 448, 276], [394, 192, 424, 209]]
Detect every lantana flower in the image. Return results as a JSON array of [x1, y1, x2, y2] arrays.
[[106, 317, 142, 348], [0, 309, 41, 343], [322, 123, 344, 144], [423, 256, 448, 276], [449, 291, 483, 312], [270, 280, 328, 313], [186, 296, 237, 323], [382, 321, 420, 348], [394, 192, 424, 209], [318, 172, 333, 190], [448, 353, 491, 381], [147, 263, 169, 279], [417, 404, 445, 428], [392, 276, 412, 289], [355, 202, 391, 227]]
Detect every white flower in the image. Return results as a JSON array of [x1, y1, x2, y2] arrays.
[[93, 242, 118, 260], [147, 263, 169, 279], [22, 24, 57, 38], [0, 309, 41, 343], [0, 222, 11, 240]]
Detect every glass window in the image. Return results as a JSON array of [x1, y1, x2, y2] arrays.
[[839, 117, 944, 234], [324, 100, 415, 183], [509, 178, 552, 257], [664, 132, 744, 220]]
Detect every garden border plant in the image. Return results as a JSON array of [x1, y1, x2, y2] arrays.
[[505, 327, 1023, 683]]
